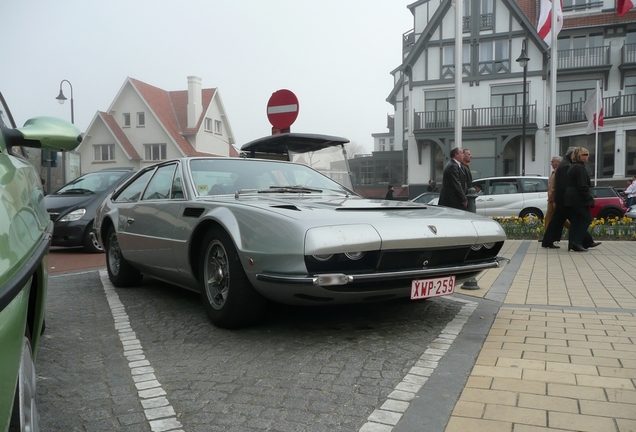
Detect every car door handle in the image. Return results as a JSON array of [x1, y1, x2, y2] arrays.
[[127, 218, 134, 225]]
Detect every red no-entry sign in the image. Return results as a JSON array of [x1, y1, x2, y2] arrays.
[[267, 89, 299, 129]]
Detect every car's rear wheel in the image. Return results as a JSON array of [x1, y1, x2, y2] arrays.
[[199, 227, 265, 329], [82, 223, 103, 254], [520, 208, 544, 221], [105, 227, 142, 287], [598, 208, 622, 220], [9, 336, 39, 432]]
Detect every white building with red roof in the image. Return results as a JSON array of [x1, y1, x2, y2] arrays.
[[77, 76, 237, 173]]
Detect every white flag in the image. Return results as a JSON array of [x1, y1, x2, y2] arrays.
[[583, 88, 604, 135]]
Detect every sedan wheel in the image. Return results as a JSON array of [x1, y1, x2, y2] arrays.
[[9, 336, 39, 432], [199, 228, 265, 328], [105, 227, 142, 287], [82, 224, 104, 254]]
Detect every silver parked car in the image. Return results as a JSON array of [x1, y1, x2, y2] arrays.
[[471, 176, 549, 219], [95, 134, 508, 328]]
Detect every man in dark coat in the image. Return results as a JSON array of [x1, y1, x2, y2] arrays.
[[438, 147, 467, 210], [541, 147, 600, 249], [462, 148, 473, 193]]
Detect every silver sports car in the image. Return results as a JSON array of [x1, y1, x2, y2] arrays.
[[95, 134, 508, 328]]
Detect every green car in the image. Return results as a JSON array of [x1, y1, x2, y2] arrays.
[[0, 92, 81, 432]]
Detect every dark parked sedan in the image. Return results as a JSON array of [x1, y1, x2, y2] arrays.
[[45, 168, 135, 253]]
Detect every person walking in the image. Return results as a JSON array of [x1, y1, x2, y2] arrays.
[[385, 184, 394, 200], [542, 148, 599, 249], [625, 177, 636, 207], [564, 147, 595, 252], [438, 147, 467, 210], [461, 149, 473, 193], [543, 155, 564, 232]]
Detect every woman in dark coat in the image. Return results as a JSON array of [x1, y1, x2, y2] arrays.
[[564, 147, 594, 252]]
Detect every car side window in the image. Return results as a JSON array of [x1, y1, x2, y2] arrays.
[[519, 178, 547, 193], [171, 167, 184, 199], [142, 164, 176, 200], [490, 181, 518, 195], [114, 170, 154, 202]]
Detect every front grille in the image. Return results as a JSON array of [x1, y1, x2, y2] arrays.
[[376, 247, 470, 271], [48, 212, 60, 222]]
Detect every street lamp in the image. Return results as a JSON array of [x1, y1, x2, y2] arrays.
[[48, 79, 74, 193], [516, 40, 529, 176]]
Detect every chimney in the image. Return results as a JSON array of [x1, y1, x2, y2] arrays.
[[187, 76, 202, 129]]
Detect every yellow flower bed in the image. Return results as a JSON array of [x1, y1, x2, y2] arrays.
[[492, 215, 636, 240]]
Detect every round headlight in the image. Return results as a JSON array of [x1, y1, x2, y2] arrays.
[[312, 254, 333, 262], [483, 242, 496, 249], [344, 251, 365, 260], [470, 244, 483, 251]]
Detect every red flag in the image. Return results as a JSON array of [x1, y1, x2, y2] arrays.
[[617, 0, 635, 15], [537, 0, 563, 47], [583, 88, 604, 135]]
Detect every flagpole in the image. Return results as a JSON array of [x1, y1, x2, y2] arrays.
[[550, 0, 558, 160], [594, 80, 600, 186], [455, 0, 462, 150]]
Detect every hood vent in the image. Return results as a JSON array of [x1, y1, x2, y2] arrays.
[[270, 204, 300, 211], [183, 207, 205, 218]]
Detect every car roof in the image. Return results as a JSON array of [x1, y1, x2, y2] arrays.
[[474, 175, 548, 181], [240, 133, 349, 157]]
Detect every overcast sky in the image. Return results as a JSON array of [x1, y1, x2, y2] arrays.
[[1, 1, 413, 153]]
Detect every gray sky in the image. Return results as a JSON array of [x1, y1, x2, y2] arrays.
[[2, 1, 412, 152]]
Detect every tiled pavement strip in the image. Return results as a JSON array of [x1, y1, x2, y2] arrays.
[[446, 240, 636, 432]]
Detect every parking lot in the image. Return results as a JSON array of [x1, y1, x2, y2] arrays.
[[40, 249, 470, 431]]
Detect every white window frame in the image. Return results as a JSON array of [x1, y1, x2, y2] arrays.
[[144, 143, 167, 161], [137, 112, 145, 127], [204, 117, 212, 132], [214, 120, 222, 135], [94, 144, 115, 161], [122, 113, 131, 128]]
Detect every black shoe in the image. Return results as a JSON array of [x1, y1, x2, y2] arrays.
[[568, 243, 588, 252], [538, 238, 543, 242], [542, 243, 560, 249], [586, 242, 602, 248]]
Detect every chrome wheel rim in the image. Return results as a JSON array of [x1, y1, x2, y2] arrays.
[[108, 233, 121, 276], [204, 240, 229, 310], [18, 337, 39, 432]]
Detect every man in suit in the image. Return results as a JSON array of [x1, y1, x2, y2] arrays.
[[439, 147, 467, 210]]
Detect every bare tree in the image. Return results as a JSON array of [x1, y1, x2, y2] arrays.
[[345, 142, 370, 158]]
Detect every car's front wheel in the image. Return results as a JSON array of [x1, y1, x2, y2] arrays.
[[105, 227, 142, 287], [520, 208, 544, 221], [598, 208, 622, 220], [199, 227, 265, 329], [82, 223, 103, 254], [9, 336, 39, 432]]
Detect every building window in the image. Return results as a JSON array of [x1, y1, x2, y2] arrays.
[[380, 138, 385, 151], [480, 0, 493, 29], [137, 112, 145, 127], [561, 133, 615, 179], [94, 144, 115, 161], [442, 45, 471, 78], [390, 138, 394, 151], [214, 120, 222, 134], [556, 80, 596, 123], [491, 84, 525, 125], [479, 40, 509, 75], [144, 143, 167, 161], [562, 0, 601, 12], [123, 113, 131, 127], [204, 118, 212, 131], [424, 89, 455, 128], [557, 34, 605, 69], [626, 130, 636, 176], [624, 76, 636, 114], [404, 97, 409, 129]]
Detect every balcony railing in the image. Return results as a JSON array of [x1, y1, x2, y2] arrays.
[[403, 29, 415, 50], [557, 46, 610, 70], [414, 104, 537, 130], [555, 93, 636, 125], [621, 43, 636, 64]]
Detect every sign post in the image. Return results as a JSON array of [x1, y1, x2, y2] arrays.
[[267, 89, 299, 134]]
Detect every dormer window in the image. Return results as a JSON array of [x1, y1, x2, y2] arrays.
[[123, 113, 131, 127], [204, 117, 212, 131], [137, 112, 145, 127], [214, 120, 222, 134]]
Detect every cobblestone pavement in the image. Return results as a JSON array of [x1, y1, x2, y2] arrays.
[[37, 270, 465, 431]]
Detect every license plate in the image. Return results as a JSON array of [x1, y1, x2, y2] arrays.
[[411, 275, 456, 300]]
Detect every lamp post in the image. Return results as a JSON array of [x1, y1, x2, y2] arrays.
[[52, 79, 74, 190], [516, 40, 529, 176]]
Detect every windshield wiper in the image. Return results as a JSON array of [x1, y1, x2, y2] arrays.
[[260, 186, 323, 194], [58, 188, 94, 195]]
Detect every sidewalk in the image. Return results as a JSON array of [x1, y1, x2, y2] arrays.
[[447, 240, 636, 432]]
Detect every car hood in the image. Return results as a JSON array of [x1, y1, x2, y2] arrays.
[[44, 194, 96, 213], [199, 194, 505, 248]]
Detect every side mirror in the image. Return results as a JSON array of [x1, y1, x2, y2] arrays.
[[3, 116, 81, 151]]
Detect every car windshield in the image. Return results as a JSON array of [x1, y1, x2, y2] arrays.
[[189, 158, 352, 197], [55, 171, 129, 195], [287, 145, 353, 190]]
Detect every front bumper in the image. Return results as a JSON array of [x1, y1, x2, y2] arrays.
[[51, 220, 89, 247]]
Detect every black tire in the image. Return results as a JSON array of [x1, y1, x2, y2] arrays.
[[598, 208, 622, 220], [520, 208, 544, 221], [9, 336, 38, 432], [199, 227, 265, 329], [82, 223, 104, 254], [105, 227, 142, 287]]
